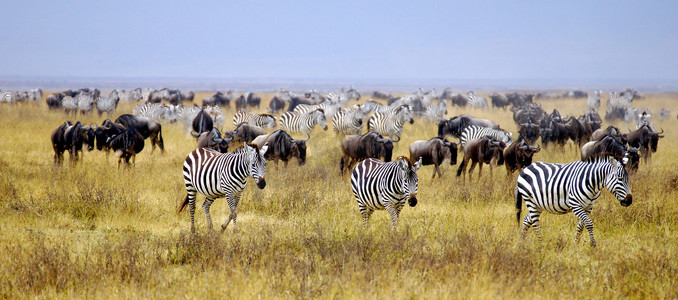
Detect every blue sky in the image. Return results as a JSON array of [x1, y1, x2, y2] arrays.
[[1, 1, 677, 85]]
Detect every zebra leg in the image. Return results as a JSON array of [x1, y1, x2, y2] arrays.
[[221, 194, 242, 233], [574, 219, 585, 244], [386, 204, 400, 230], [187, 191, 197, 233], [573, 208, 596, 247], [359, 204, 373, 229], [520, 211, 540, 241], [202, 198, 216, 230]]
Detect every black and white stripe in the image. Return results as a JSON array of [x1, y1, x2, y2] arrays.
[[279, 108, 328, 140], [466, 91, 488, 109], [233, 110, 277, 130], [331, 105, 366, 136], [459, 125, 513, 146], [515, 157, 633, 247], [367, 105, 413, 142], [350, 157, 422, 229], [179, 144, 269, 232], [424, 99, 448, 121]]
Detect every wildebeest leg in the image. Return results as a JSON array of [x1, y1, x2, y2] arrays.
[[221, 193, 242, 233], [468, 161, 478, 183], [202, 197, 216, 230]]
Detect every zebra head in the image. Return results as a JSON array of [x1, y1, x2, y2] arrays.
[[245, 143, 269, 189], [397, 105, 414, 124], [314, 109, 328, 130], [605, 158, 633, 207], [396, 156, 422, 207]]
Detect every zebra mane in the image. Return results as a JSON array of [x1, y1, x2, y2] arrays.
[[397, 155, 412, 165]]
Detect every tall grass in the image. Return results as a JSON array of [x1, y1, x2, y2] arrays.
[[0, 92, 676, 298]]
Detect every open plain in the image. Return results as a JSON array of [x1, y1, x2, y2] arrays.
[[0, 91, 677, 298]]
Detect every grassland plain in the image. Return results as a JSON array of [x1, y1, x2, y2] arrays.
[[0, 91, 677, 299]]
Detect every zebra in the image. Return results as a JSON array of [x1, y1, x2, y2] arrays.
[[350, 156, 422, 229], [279, 108, 328, 140], [606, 91, 633, 108], [133, 103, 178, 123], [466, 91, 488, 109], [77, 92, 94, 114], [424, 99, 448, 122], [367, 105, 413, 142], [587, 90, 601, 110], [331, 104, 367, 136], [515, 156, 633, 247], [96, 90, 119, 117], [233, 110, 277, 130], [0, 91, 14, 103], [178, 143, 269, 233], [293, 100, 340, 120], [459, 125, 513, 147], [363, 100, 393, 113]]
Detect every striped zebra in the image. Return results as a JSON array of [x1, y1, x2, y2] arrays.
[[606, 91, 633, 108], [351, 157, 422, 229], [331, 104, 366, 136], [233, 110, 276, 130], [515, 157, 633, 247], [459, 125, 513, 147], [0, 91, 14, 103], [424, 99, 447, 122], [279, 108, 328, 140], [293, 100, 340, 120], [363, 100, 393, 113], [178, 143, 269, 233], [466, 91, 488, 109], [367, 105, 413, 142], [587, 90, 601, 110]]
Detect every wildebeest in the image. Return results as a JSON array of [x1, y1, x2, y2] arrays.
[[269, 95, 287, 114], [94, 119, 127, 153], [61, 121, 96, 163], [339, 132, 394, 174], [191, 109, 214, 138], [503, 137, 540, 176], [626, 125, 664, 164], [591, 125, 627, 144], [197, 128, 231, 153], [115, 114, 164, 152], [408, 137, 458, 179], [108, 127, 145, 168], [489, 93, 510, 109], [235, 92, 261, 111], [224, 122, 266, 146], [438, 115, 500, 139], [456, 136, 505, 182], [202, 91, 233, 107], [251, 129, 307, 166], [51, 121, 72, 164], [580, 135, 640, 174]]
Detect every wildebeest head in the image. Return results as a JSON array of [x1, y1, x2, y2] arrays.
[[81, 125, 96, 151], [443, 139, 458, 165], [291, 139, 307, 165]]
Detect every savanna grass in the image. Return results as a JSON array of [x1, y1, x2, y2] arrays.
[[0, 91, 676, 298]]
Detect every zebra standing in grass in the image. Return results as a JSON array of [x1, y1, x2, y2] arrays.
[[351, 157, 422, 229], [459, 125, 513, 147], [0, 91, 14, 103], [279, 108, 328, 140], [332, 104, 367, 136], [515, 156, 633, 247], [367, 105, 413, 142], [466, 91, 488, 109], [424, 99, 448, 122], [233, 110, 277, 130], [178, 143, 269, 233], [293, 100, 340, 120]]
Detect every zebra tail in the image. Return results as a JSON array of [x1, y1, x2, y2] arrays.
[[515, 188, 523, 224], [177, 194, 189, 215]]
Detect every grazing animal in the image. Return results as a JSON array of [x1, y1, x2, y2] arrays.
[[340, 132, 394, 174], [490, 93, 510, 109], [191, 109, 214, 138], [503, 137, 540, 176], [94, 119, 127, 153], [367, 105, 413, 142], [233, 110, 276, 130], [63, 121, 96, 163], [178, 144, 269, 232], [224, 123, 267, 146], [350, 157, 422, 229], [515, 157, 633, 247], [580, 135, 639, 174], [197, 128, 231, 153], [456, 136, 506, 182], [279, 108, 328, 140], [626, 125, 664, 164], [332, 105, 367, 136], [459, 125, 513, 147], [424, 99, 448, 121], [251, 129, 307, 166], [96, 90, 119, 116], [408, 138, 458, 179], [115, 114, 164, 152], [51, 121, 73, 164], [438, 115, 500, 139], [108, 127, 145, 168]]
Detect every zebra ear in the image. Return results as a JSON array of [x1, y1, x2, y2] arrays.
[[260, 143, 269, 156], [413, 157, 422, 171]]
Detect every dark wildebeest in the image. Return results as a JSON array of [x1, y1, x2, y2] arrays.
[[339, 132, 394, 174], [62, 121, 96, 163], [518, 119, 541, 145], [438, 115, 500, 139], [408, 137, 458, 179], [252, 129, 307, 166], [51, 121, 72, 164], [108, 127, 145, 168], [287, 96, 315, 112], [224, 122, 266, 146], [489, 93, 510, 110], [246, 92, 261, 109], [46, 92, 65, 110], [580, 134, 640, 174], [191, 109, 214, 138], [202, 91, 232, 107], [591, 125, 627, 144], [269, 95, 287, 114], [626, 125, 664, 164], [115, 114, 164, 152], [503, 137, 540, 176], [456, 136, 506, 182], [197, 128, 231, 153], [94, 119, 127, 154]]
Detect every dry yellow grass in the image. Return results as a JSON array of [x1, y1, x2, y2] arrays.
[[0, 91, 677, 298]]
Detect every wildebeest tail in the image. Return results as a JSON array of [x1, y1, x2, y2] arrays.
[[456, 158, 466, 177], [157, 123, 164, 151], [177, 194, 189, 215]]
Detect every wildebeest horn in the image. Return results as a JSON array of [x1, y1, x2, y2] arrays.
[[658, 128, 664, 134]]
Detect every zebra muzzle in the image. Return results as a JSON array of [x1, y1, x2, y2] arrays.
[[408, 195, 418, 207], [621, 194, 632, 207], [257, 178, 267, 189]]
